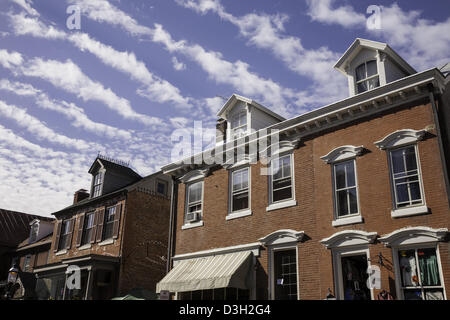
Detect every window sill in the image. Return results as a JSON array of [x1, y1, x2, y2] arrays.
[[55, 249, 67, 256], [226, 209, 252, 220], [266, 199, 297, 212], [332, 215, 363, 227], [181, 221, 204, 230], [98, 238, 114, 246], [391, 205, 429, 218], [78, 244, 92, 251]]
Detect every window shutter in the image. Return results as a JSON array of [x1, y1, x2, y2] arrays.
[[95, 208, 105, 242], [90, 211, 99, 244], [53, 221, 62, 252], [112, 203, 122, 239], [66, 218, 75, 250], [76, 213, 85, 247]]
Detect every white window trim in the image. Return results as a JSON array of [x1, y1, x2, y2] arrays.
[[266, 152, 296, 211], [230, 111, 248, 139], [268, 243, 299, 301], [98, 238, 114, 246], [354, 60, 379, 94], [182, 180, 205, 229], [228, 166, 252, 219], [391, 243, 447, 300]]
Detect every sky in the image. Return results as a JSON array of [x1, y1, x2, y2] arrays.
[[0, 0, 449, 217]]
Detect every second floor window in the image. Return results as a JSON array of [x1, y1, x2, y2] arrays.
[[231, 112, 247, 139], [81, 212, 95, 245], [355, 60, 379, 93], [270, 154, 293, 203], [185, 181, 203, 223], [333, 160, 359, 217], [389, 145, 424, 209], [58, 220, 71, 250], [230, 168, 249, 212], [23, 254, 32, 272], [102, 206, 116, 240], [92, 172, 104, 197]]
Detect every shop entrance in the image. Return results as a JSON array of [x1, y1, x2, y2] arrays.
[[340, 254, 371, 300]]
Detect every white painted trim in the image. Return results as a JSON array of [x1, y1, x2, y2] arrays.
[[55, 249, 67, 256], [78, 243, 92, 251], [332, 214, 363, 227], [98, 238, 114, 246], [379, 226, 448, 247], [321, 230, 377, 249], [181, 220, 204, 230], [374, 129, 426, 150], [179, 169, 209, 183], [320, 145, 364, 164], [259, 229, 305, 246], [391, 205, 429, 218], [172, 242, 261, 261], [266, 199, 297, 212], [226, 209, 252, 220], [267, 243, 299, 300], [259, 138, 301, 159]]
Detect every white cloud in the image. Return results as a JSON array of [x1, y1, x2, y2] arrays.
[[305, 0, 365, 28], [10, 0, 40, 17], [0, 49, 23, 69], [171, 56, 186, 71]]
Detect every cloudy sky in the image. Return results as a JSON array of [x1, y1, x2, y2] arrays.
[[0, 0, 449, 216]]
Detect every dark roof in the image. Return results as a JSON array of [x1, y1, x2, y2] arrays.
[[88, 156, 141, 180], [17, 232, 53, 250], [0, 209, 53, 248]]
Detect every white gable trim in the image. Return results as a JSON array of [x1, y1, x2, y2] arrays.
[[321, 230, 378, 249], [320, 145, 364, 164], [379, 226, 449, 247]]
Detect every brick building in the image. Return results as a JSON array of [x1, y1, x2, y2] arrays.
[[34, 155, 171, 300], [157, 39, 450, 300]]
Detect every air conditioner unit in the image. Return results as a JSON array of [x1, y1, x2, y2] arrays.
[[186, 211, 199, 223]]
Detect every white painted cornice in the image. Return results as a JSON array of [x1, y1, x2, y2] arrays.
[[320, 145, 364, 164], [374, 129, 426, 150], [321, 230, 378, 249], [379, 226, 449, 247]]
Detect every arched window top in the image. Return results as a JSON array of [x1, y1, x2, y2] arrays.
[[320, 145, 364, 164], [179, 168, 209, 184], [374, 129, 426, 150], [379, 226, 448, 247], [320, 230, 378, 249], [259, 229, 305, 246]]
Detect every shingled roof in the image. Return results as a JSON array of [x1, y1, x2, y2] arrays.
[[0, 209, 53, 248]]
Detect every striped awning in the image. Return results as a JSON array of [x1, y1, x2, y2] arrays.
[[156, 251, 253, 293]]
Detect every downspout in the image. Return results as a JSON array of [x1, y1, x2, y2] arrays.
[[166, 176, 178, 273], [428, 84, 450, 208]]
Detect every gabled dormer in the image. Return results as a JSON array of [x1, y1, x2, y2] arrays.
[[88, 155, 142, 198], [28, 219, 53, 244], [334, 38, 417, 97], [215, 94, 285, 144]]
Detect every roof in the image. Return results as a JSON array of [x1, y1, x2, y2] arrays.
[[0, 209, 53, 248], [16, 232, 53, 251], [334, 38, 417, 76], [440, 62, 450, 78], [216, 94, 286, 122], [88, 155, 141, 180]]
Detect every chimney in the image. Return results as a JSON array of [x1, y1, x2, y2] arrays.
[[73, 189, 89, 204], [216, 118, 227, 145]]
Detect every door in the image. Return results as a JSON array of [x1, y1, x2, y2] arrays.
[[273, 249, 298, 300], [340, 254, 371, 300]]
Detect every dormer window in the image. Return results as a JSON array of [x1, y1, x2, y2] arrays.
[[92, 172, 104, 197], [29, 221, 39, 243], [231, 111, 247, 139], [355, 60, 379, 93]]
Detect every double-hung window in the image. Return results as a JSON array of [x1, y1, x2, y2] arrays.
[[230, 167, 250, 213], [102, 206, 116, 240], [389, 145, 424, 209], [333, 160, 359, 218], [185, 181, 203, 223], [92, 172, 104, 197], [81, 212, 95, 245], [397, 247, 444, 300], [355, 60, 379, 94], [270, 154, 293, 203], [58, 220, 71, 250], [231, 112, 247, 139]]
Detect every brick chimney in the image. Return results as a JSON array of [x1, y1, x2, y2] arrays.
[[73, 189, 89, 204]]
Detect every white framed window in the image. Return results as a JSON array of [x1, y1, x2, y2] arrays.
[[102, 206, 116, 240], [395, 245, 445, 300], [92, 171, 104, 197], [184, 181, 204, 227], [29, 221, 39, 243], [81, 212, 95, 245], [231, 111, 247, 139], [388, 145, 424, 209], [333, 160, 360, 218], [230, 167, 250, 213], [58, 219, 71, 250], [355, 60, 379, 94], [267, 154, 296, 211]]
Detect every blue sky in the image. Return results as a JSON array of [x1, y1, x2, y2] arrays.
[[0, 0, 449, 216]]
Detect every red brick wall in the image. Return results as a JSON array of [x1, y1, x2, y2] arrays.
[[174, 101, 450, 299]]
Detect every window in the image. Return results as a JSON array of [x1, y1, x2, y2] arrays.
[[178, 288, 249, 300], [156, 179, 168, 196], [58, 220, 71, 250], [81, 212, 95, 245], [270, 154, 293, 203], [92, 172, 104, 197], [355, 60, 379, 93], [389, 145, 424, 209], [333, 160, 359, 218], [29, 222, 39, 243], [23, 254, 32, 272], [102, 206, 116, 240], [397, 247, 444, 300], [231, 112, 247, 139], [230, 168, 249, 213], [185, 181, 203, 223]]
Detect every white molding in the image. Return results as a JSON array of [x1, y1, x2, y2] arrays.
[[321, 145, 364, 164], [266, 199, 297, 212], [379, 226, 449, 247], [259, 229, 305, 246], [391, 205, 429, 218], [78, 243, 92, 251], [226, 209, 252, 220], [222, 154, 256, 170], [259, 138, 301, 158], [321, 230, 377, 249], [181, 220, 204, 230], [374, 129, 426, 150], [331, 214, 363, 227], [55, 249, 68, 256], [179, 168, 209, 183], [98, 238, 114, 246], [172, 242, 261, 261]]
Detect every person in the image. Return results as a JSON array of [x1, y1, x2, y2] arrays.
[[377, 289, 393, 300]]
